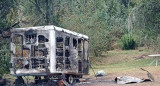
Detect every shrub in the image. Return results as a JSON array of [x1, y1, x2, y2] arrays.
[[120, 35, 136, 50]]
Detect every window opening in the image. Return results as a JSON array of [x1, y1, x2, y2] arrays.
[[13, 35, 23, 44], [56, 57, 64, 71], [33, 35, 49, 57], [65, 37, 70, 46], [31, 58, 45, 68], [15, 59, 29, 69], [23, 48, 29, 57], [31, 45, 35, 57], [56, 36, 64, 71], [65, 58, 70, 69], [56, 37, 63, 42], [38, 44, 45, 49], [38, 35, 48, 43], [35, 50, 43, 57], [56, 49, 63, 56], [26, 34, 36, 44], [78, 39, 83, 58], [13, 34, 23, 57], [57, 43, 63, 48], [16, 59, 23, 69], [56, 37, 63, 48], [65, 50, 70, 57], [73, 38, 77, 49]]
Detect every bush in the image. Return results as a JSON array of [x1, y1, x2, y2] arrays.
[[120, 35, 136, 50]]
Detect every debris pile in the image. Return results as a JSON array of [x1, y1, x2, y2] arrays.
[[115, 68, 154, 84], [95, 70, 106, 77], [115, 76, 144, 84]]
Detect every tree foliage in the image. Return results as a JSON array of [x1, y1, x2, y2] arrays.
[[0, 36, 10, 74], [0, 0, 160, 74], [127, 0, 160, 51]]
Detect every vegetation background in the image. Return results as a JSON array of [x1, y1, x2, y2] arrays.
[[0, 0, 160, 75]]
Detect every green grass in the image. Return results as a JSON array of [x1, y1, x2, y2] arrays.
[[91, 58, 153, 73], [89, 48, 156, 75], [90, 47, 153, 65]]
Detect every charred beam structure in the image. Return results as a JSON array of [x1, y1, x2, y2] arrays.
[[10, 25, 89, 85]]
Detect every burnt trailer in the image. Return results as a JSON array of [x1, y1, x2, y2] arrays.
[[10, 25, 89, 85]]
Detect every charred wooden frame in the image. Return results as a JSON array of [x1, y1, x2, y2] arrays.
[[10, 25, 89, 80]]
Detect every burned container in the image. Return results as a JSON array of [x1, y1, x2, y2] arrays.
[[10, 25, 89, 84]]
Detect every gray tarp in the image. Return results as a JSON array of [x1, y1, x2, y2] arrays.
[[115, 76, 144, 84], [115, 76, 152, 84], [115, 68, 154, 84]]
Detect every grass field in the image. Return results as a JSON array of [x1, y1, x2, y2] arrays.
[[89, 47, 158, 75], [81, 48, 160, 86]]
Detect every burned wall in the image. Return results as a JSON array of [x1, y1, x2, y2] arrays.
[[10, 29, 50, 75], [55, 31, 89, 74]]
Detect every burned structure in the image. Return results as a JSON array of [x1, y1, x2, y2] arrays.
[[10, 25, 89, 84]]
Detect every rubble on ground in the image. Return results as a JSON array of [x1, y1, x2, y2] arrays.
[[95, 70, 106, 77]]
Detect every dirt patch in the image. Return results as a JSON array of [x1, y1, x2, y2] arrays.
[[76, 67, 160, 86]]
